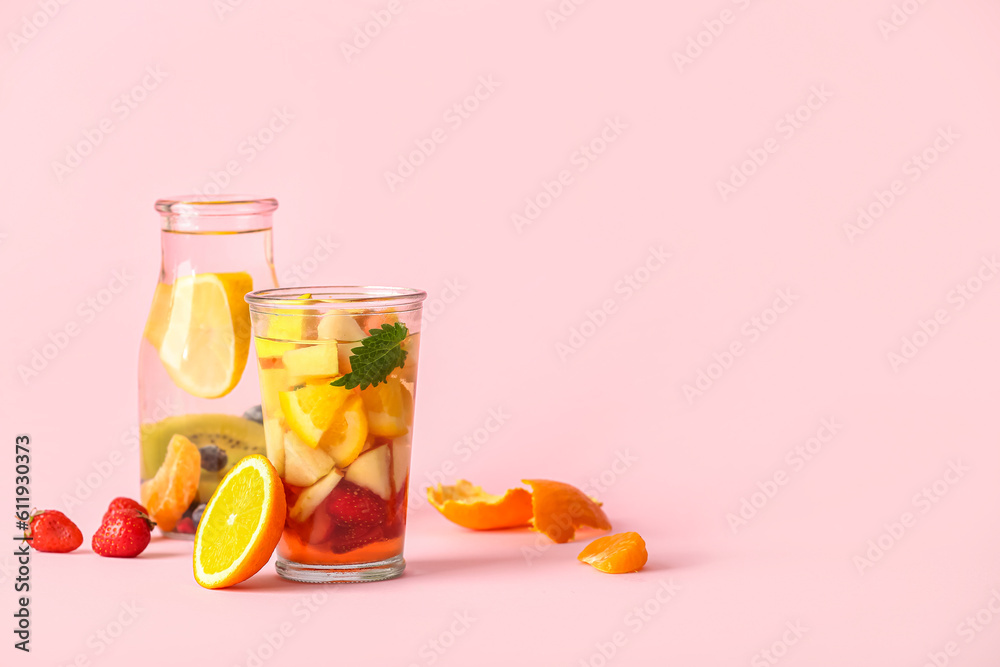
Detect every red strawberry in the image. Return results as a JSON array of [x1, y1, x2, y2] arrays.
[[103, 497, 149, 523], [92, 510, 154, 558], [25, 510, 83, 553], [175, 517, 196, 534], [329, 524, 385, 554], [326, 481, 386, 528]]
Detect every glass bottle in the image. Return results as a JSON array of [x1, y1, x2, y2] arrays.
[[138, 196, 279, 539]]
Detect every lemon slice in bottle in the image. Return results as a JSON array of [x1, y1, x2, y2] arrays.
[[158, 272, 253, 399]]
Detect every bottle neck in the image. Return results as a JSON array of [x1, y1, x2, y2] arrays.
[[159, 227, 277, 290]]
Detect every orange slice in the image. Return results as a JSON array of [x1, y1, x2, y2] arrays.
[[578, 531, 647, 573], [522, 479, 611, 543], [141, 434, 201, 532], [427, 480, 533, 530], [193, 455, 286, 589]]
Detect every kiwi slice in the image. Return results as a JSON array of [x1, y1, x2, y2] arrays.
[[141, 414, 266, 501]]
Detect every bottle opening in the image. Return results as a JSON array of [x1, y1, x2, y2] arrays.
[[155, 195, 278, 233]]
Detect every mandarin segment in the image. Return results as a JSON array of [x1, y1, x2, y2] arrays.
[[427, 480, 534, 530], [522, 479, 611, 543], [578, 531, 648, 573], [141, 434, 202, 532]]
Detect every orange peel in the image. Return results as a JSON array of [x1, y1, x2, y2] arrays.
[[426, 480, 533, 530], [578, 531, 647, 573], [522, 479, 611, 543]]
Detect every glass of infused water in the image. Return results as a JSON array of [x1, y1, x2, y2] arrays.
[[245, 286, 425, 582]]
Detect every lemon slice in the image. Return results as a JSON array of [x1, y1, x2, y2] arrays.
[[193, 455, 285, 589], [319, 395, 368, 466], [142, 281, 173, 349], [278, 384, 367, 466], [158, 272, 253, 399], [360, 376, 412, 438]]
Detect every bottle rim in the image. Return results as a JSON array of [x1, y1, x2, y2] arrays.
[[155, 195, 277, 232]]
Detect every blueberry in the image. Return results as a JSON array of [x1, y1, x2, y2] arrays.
[[192, 503, 207, 526], [199, 445, 228, 472], [243, 405, 263, 424]]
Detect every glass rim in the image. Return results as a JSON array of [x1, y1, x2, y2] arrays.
[[155, 195, 278, 217], [246, 286, 427, 311]]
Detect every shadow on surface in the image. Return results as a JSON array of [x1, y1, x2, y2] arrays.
[[404, 554, 526, 578]]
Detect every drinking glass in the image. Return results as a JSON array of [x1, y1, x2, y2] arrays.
[[245, 286, 425, 582]]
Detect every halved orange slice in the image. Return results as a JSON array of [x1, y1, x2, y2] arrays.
[[193, 455, 286, 589], [427, 480, 533, 530], [578, 531, 647, 573]]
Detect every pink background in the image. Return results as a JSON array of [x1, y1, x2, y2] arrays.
[[3, 0, 1000, 665]]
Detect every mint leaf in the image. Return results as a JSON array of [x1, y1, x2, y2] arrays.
[[331, 322, 409, 390]]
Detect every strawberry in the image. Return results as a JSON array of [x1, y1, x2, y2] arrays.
[[103, 497, 148, 523], [329, 524, 384, 554], [326, 481, 386, 528], [25, 510, 83, 553], [175, 517, 196, 534], [92, 510, 154, 558]]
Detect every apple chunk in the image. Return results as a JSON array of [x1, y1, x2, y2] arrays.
[[283, 430, 334, 487], [392, 440, 411, 494], [282, 344, 338, 382], [318, 314, 366, 342], [344, 445, 392, 500], [290, 467, 344, 522], [264, 418, 285, 477]]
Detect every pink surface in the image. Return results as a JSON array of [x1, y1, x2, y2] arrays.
[[3, 0, 1000, 665]]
